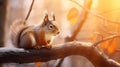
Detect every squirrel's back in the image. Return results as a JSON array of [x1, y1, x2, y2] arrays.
[[10, 20, 29, 47]]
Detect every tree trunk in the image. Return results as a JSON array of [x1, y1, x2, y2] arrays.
[[0, 0, 7, 47], [0, 0, 8, 67]]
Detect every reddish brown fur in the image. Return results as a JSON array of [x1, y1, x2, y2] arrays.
[[34, 28, 47, 46]]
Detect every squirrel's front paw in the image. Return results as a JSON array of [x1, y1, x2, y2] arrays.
[[34, 45, 42, 49], [46, 45, 52, 49]]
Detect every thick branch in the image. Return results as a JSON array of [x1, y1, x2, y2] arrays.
[[0, 42, 120, 67]]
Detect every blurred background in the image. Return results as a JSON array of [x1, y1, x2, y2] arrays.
[[1, 0, 120, 67]]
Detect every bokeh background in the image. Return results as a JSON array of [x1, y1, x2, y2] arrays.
[[0, 0, 120, 67]]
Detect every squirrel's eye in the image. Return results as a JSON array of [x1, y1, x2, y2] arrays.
[[49, 25, 53, 29]]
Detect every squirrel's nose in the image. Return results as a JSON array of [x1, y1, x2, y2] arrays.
[[57, 31, 60, 34]]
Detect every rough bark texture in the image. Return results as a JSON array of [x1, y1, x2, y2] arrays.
[[0, 41, 120, 67]]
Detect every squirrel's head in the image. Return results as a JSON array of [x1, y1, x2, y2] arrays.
[[42, 14, 60, 36]]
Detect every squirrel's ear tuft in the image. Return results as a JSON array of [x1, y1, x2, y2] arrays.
[[44, 14, 49, 22], [42, 14, 49, 26], [51, 12, 55, 21], [53, 14, 55, 21]]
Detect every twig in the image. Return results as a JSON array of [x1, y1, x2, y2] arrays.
[[23, 0, 35, 24], [93, 35, 120, 47], [71, 0, 120, 25], [67, 0, 92, 40]]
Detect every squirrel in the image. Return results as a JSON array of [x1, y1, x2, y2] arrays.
[[10, 14, 59, 49], [10, 14, 60, 67]]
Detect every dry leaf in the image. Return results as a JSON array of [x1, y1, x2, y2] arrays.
[[67, 7, 79, 24]]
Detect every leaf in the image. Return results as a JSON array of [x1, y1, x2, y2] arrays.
[[67, 7, 79, 24], [100, 40, 117, 55], [107, 40, 117, 54], [100, 41, 109, 49]]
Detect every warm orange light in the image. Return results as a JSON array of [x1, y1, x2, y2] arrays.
[[88, 34, 98, 42], [35, 62, 41, 67], [100, 40, 117, 55], [107, 40, 117, 54], [100, 41, 109, 49], [67, 7, 79, 24]]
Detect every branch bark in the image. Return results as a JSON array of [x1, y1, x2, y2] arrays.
[[0, 41, 120, 67]]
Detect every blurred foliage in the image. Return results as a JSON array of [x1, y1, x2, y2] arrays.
[[67, 7, 79, 24]]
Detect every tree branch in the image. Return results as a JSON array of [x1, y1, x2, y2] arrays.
[[93, 35, 120, 46], [0, 41, 120, 67], [66, 0, 92, 41], [24, 0, 34, 24], [71, 0, 120, 25]]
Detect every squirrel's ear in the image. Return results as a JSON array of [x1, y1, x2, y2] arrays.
[[44, 14, 49, 22], [42, 14, 49, 26]]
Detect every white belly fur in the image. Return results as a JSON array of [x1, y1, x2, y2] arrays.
[[45, 34, 55, 45]]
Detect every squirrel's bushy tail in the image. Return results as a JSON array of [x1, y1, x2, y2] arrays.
[[10, 20, 28, 47]]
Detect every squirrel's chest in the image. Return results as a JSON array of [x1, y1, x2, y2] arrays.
[[34, 30, 51, 45]]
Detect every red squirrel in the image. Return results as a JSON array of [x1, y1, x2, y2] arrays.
[[10, 14, 60, 67]]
